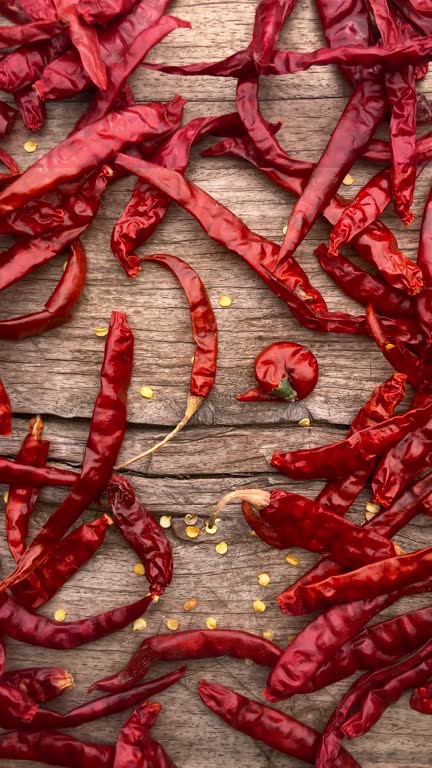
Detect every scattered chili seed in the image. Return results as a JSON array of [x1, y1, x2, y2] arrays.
[[159, 515, 172, 529], [287, 634, 297, 644], [258, 572, 271, 587], [218, 295, 232, 307], [253, 599, 266, 613], [3, 490, 8, 504], [133, 563, 145, 577], [365, 501, 381, 521], [185, 513, 198, 525], [166, 618, 179, 631], [250, 529, 258, 536], [206, 617, 218, 630], [186, 525, 200, 539], [94, 327, 109, 337], [54, 609, 67, 622], [282, 225, 288, 235], [244, 658, 254, 666], [152, 595, 160, 603], [183, 598, 198, 612], [342, 173, 355, 186], [205, 522, 218, 534], [285, 553, 300, 566], [263, 630, 274, 641], [132, 618, 147, 631], [24, 141, 38, 153], [215, 541, 228, 555], [385, 343, 396, 350], [140, 386, 154, 399], [298, 418, 311, 427]]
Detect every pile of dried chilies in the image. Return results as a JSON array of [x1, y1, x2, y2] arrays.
[[1, 0, 432, 764]]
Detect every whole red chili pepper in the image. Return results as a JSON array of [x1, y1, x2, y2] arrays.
[[204, 135, 424, 295], [0, 730, 112, 767], [0, 100, 17, 137], [91, 629, 282, 694], [411, 681, 432, 714], [114, 701, 176, 767], [0, 458, 77, 488], [0, 310, 133, 593], [14, 86, 45, 131], [237, 341, 319, 402], [104, 475, 172, 597], [53, 0, 107, 89], [0, 238, 87, 340], [0, 18, 65, 47], [77, 0, 137, 24], [317, 246, 416, 317], [0, 683, 38, 728], [0, 377, 12, 436], [241, 500, 286, 548], [198, 681, 361, 768], [0, 33, 70, 92], [0, 591, 154, 648], [11, 514, 113, 609], [27, 668, 186, 730], [34, 0, 171, 101], [250, 0, 297, 67], [417, 187, 432, 344], [365, 304, 422, 387], [116, 254, 218, 466], [3, 667, 74, 703]]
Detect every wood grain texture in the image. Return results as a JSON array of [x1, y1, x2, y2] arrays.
[[0, 0, 431, 765]]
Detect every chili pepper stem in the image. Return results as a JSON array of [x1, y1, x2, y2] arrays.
[[115, 394, 203, 470], [208, 488, 271, 528]]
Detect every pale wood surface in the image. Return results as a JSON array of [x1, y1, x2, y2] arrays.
[[0, 0, 431, 765]]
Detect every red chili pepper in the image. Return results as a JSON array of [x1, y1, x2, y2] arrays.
[[241, 500, 286, 548], [0, 19, 65, 47], [0, 33, 70, 93], [408, 0, 432, 17], [77, 0, 137, 24], [14, 86, 45, 131], [0, 100, 17, 137], [1, 0, 32, 23], [315, 0, 376, 85], [0, 238, 87, 340], [203, 135, 424, 295], [114, 701, 175, 767], [0, 200, 65, 238], [393, 0, 432, 34], [198, 681, 361, 768], [237, 341, 318, 402], [90, 629, 282, 694], [0, 457, 77, 488], [3, 667, 74, 703], [11, 514, 113, 609], [0, 682, 38, 728], [19, 0, 56, 20], [0, 378, 12, 437], [417, 187, 432, 343], [250, 0, 297, 67], [411, 681, 432, 714], [116, 254, 218, 466], [0, 730, 112, 767], [53, 0, 107, 89], [34, 0, 170, 101], [365, 304, 422, 387], [105, 475, 172, 597], [0, 310, 133, 593], [26, 668, 185, 730]]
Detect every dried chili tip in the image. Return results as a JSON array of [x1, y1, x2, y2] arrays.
[[115, 394, 203, 470], [29, 414, 44, 440], [60, 671, 75, 693]]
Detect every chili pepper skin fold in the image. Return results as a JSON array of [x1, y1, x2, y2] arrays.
[[90, 630, 282, 693], [0, 683, 38, 728], [198, 681, 361, 768], [251, 0, 297, 68], [53, 0, 107, 90], [0, 33, 70, 93], [0, 19, 65, 47], [0, 459, 77, 488], [237, 342, 318, 402], [77, 0, 137, 24], [0, 378, 12, 436], [365, 304, 422, 388], [0, 311, 133, 593], [3, 667, 74, 703], [113, 701, 177, 767], [0, 100, 18, 137], [410, 682, 432, 714], [106, 475, 172, 597], [0, 730, 113, 767]]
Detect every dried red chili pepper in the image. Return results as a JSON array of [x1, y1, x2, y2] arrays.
[[0, 100, 184, 216], [417, 187, 432, 344], [0, 730, 112, 767], [237, 341, 318, 402], [0, 19, 65, 47], [241, 500, 286, 548], [198, 681, 361, 768], [26, 668, 186, 730], [91, 629, 282, 693], [77, 0, 137, 24], [250, 0, 297, 67], [392, 0, 432, 34], [316, 246, 415, 317], [11, 514, 113, 609], [114, 701, 175, 767], [410, 681, 432, 714], [204, 134, 423, 295], [0, 310, 133, 593], [1, 0, 32, 23], [0, 378, 12, 437], [0, 683, 38, 728], [116, 254, 218, 466], [103, 475, 172, 597], [3, 667, 74, 703], [19, 0, 56, 19], [0, 238, 87, 340], [315, 0, 376, 84], [0, 200, 65, 238], [0, 100, 18, 137], [365, 304, 422, 387], [34, 0, 170, 101], [408, 0, 432, 17], [0, 458, 77, 488], [0, 33, 70, 93], [14, 86, 45, 131], [53, 0, 107, 89]]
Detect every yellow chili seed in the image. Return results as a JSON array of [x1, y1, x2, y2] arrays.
[[342, 173, 355, 186], [253, 599, 266, 613], [159, 515, 172, 529], [140, 386, 154, 399], [282, 225, 288, 235], [287, 634, 297, 644], [133, 563, 145, 577], [185, 513, 198, 525], [205, 522, 218, 534], [258, 573, 271, 587], [152, 595, 160, 603], [218, 295, 232, 307], [132, 618, 147, 631], [183, 597, 198, 612], [186, 525, 200, 539], [166, 618, 179, 631], [215, 541, 228, 555], [365, 501, 381, 521], [54, 609, 67, 622], [244, 658, 254, 666], [24, 140, 38, 153], [206, 617, 218, 630], [385, 343, 396, 350], [263, 630, 274, 641], [298, 418, 311, 428], [3, 490, 8, 504], [285, 553, 300, 566], [249, 529, 258, 537], [63, 260, 68, 272], [94, 327, 109, 337]]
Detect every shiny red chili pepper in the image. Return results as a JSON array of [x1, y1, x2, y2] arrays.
[[316, 246, 416, 317], [315, 0, 376, 85], [114, 701, 175, 767], [116, 254, 218, 467], [0, 683, 38, 728], [417, 187, 432, 344], [272, 398, 432, 479], [77, 0, 137, 24], [0, 310, 133, 593], [198, 681, 361, 768], [241, 500, 286, 548], [0, 730, 112, 767], [0, 238, 87, 340], [0, 19, 65, 47], [19, 0, 56, 20], [1, 0, 32, 23], [14, 86, 45, 131], [0, 33, 70, 93], [0, 378, 12, 437], [11, 514, 113, 609], [410, 681, 432, 714], [0, 199, 65, 238], [0, 148, 19, 185], [105, 475, 172, 597], [3, 667, 74, 703], [392, 0, 432, 34], [365, 304, 422, 387], [91, 629, 282, 694], [408, 0, 432, 17], [53, 0, 107, 89], [0, 100, 17, 137], [250, 0, 297, 67], [0, 457, 77, 488], [237, 341, 318, 402]]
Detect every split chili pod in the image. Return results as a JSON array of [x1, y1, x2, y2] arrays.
[[237, 341, 319, 402]]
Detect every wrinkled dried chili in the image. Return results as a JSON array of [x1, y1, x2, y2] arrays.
[[237, 341, 318, 402], [3, 667, 74, 703]]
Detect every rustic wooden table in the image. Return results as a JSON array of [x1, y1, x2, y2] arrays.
[[0, 1, 431, 765]]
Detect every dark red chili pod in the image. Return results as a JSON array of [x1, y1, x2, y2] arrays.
[[237, 342, 318, 402]]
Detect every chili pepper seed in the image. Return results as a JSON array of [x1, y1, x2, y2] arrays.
[[24, 140, 38, 153], [54, 609, 67, 622], [258, 573, 271, 587], [206, 617, 218, 630], [185, 513, 198, 525], [205, 522, 218, 534], [365, 501, 381, 521], [244, 658, 254, 666], [263, 630, 274, 641], [140, 386, 154, 399], [159, 515, 172, 528], [133, 618, 147, 631], [133, 563, 145, 576], [215, 541, 228, 555], [282, 225, 288, 235], [218, 295, 232, 307], [253, 600, 266, 613], [94, 327, 109, 337], [3, 490, 8, 504], [183, 598, 198, 612], [186, 525, 200, 539], [285, 553, 300, 566], [166, 618, 180, 631], [342, 173, 355, 186], [298, 418, 311, 427]]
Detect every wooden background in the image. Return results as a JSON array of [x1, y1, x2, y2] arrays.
[[0, 0, 431, 765]]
